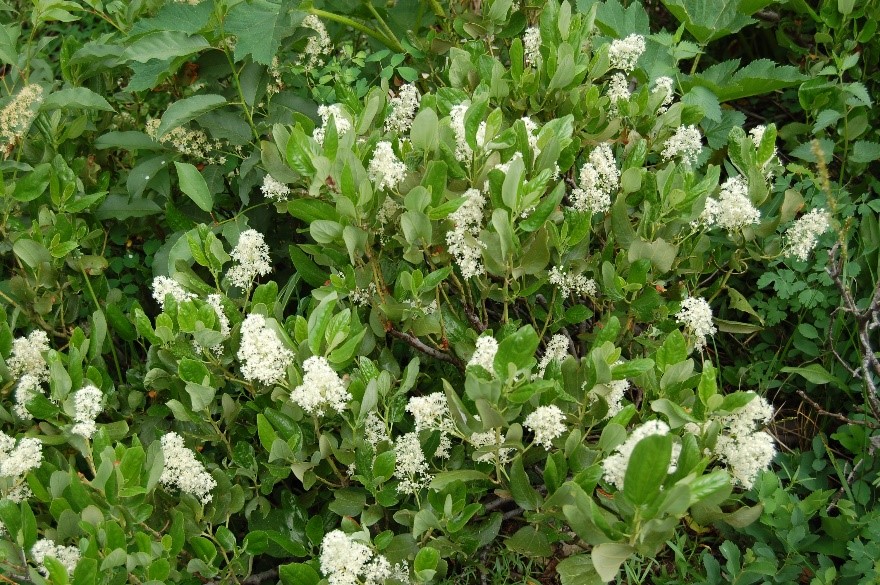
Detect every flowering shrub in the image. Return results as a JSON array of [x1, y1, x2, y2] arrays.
[[1, 0, 877, 584]]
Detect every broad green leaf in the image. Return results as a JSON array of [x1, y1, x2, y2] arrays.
[[429, 470, 490, 490], [123, 31, 209, 63], [174, 162, 213, 212], [41, 87, 114, 112], [623, 434, 672, 505], [661, 0, 755, 43], [226, 0, 301, 65], [591, 543, 635, 582], [157, 94, 226, 138], [781, 364, 841, 386]]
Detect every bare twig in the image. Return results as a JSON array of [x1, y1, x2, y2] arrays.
[[796, 390, 878, 429], [388, 328, 464, 369]]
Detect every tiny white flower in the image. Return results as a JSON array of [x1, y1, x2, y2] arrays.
[[534, 334, 569, 379], [468, 335, 498, 373], [394, 432, 431, 494], [152, 275, 196, 310], [548, 266, 597, 297], [606, 72, 631, 115], [699, 176, 761, 233], [652, 76, 675, 114], [524, 405, 567, 450], [31, 539, 80, 576], [160, 432, 217, 504], [313, 104, 351, 144], [675, 296, 716, 352], [71, 384, 103, 439], [602, 420, 675, 490], [662, 125, 702, 167], [450, 102, 473, 162], [261, 174, 291, 202], [523, 26, 542, 67], [608, 34, 645, 73], [237, 313, 294, 386], [569, 143, 619, 214], [290, 356, 351, 416], [367, 141, 407, 191], [227, 229, 272, 289], [385, 83, 421, 134], [7, 330, 50, 380], [784, 209, 831, 262]]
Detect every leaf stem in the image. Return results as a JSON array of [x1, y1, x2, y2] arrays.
[[309, 8, 404, 53]]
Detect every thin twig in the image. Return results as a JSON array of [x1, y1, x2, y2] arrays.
[[388, 328, 464, 369], [796, 390, 878, 429]]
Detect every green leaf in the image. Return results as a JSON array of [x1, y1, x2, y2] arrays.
[[494, 325, 539, 378], [781, 364, 841, 386], [591, 543, 635, 582], [506, 525, 553, 557], [225, 0, 299, 65], [158, 94, 226, 138], [41, 87, 114, 112], [661, 0, 755, 43], [628, 238, 678, 273], [174, 162, 213, 212], [13, 238, 51, 268], [850, 141, 880, 164], [690, 58, 806, 102], [557, 554, 602, 585], [623, 434, 672, 505], [681, 86, 721, 122], [95, 194, 162, 220], [279, 563, 321, 585], [12, 163, 51, 202], [123, 31, 209, 62], [429, 470, 490, 490], [509, 456, 541, 510]]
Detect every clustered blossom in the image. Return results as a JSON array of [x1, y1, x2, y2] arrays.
[[14, 374, 42, 419], [394, 432, 431, 494], [689, 395, 776, 489], [145, 120, 225, 163], [750, 125, 778, 179], [699, 176, 761, 233], [299, 15, 333, 71], [205, 294, 231, 351], [606, 72, 630, 115], [534, 334, 569, 379], [160, 432, 217, 504], [0, 431, 43, 501], [450, 103, 473, 162], [495, 152, 523, 175], [320, 530, 409, 585], [470, 430, 514, 464], [364, 411, 390, 448], [406, 393, 454, 433], [385, 84, 421, 134], [446, 188, 487, 279], [548, 266, 598, 297], [523, 26, 542, 67], [608, 34, 646, 73], [31, 540, 80, 577], [521, 116, 541, 156], [290, 356, 351, 416], [368, 141, 407, 191], [152, 275, 196, 310], [602, 420, 676, 490], [349, 282, 377, 306], [524, 405, 567, 450], [675, 296, 717, 352], [237, 313, 294, 385], [785, 209, 831, 262], [313, 104, 351, 144], [261, 174, 291, 202], [8, 330, 50, 379], [1, 84, 43, 150], [71, 385, 103, 439], [227, 229, 272, 288], [570, 143, 619, 214], [266, 56, 284, 96], [652, 76, 675, 114], [662, 125, 702, 167], [468, 335, 498, 373]]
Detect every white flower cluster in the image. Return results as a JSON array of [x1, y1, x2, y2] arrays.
[[152, 275, 196, 310], [237, 313, 294, 385], [8, 330, 50, 419], [675, 296, 717, 352], [523, 26, 542, 67], [662, 125, 702, 167], [290, 356, 351, 416], [606, 73, 630, 114], [450, 102, 473, 162], [385, 83, 421, 134], [602, 420, 676, 490], [160, 433, 216, 504], [31, 539, 80, 576], [446, 188, 487, 279], [349, 282, 377, 307], [368, 141, 407, 191], [320, 530, 409, 585], [693, 395, 776, 489], [470, 430, 514, 464], [394, 432, 431, 494], [467, 335, 498, 373], [535, 334, 569, 379], [524, 405, 567, 450], [548, 266, 597, 297], [652, 76, 675, 114], [495, 151, 524, 175], [364, 411, 390, 448], [570, 143, 619, 214], [521, 116, 541, 156], [608, 34, 645, 73], [261, 174, 291, 202], [699, 176, 761, 233], [8, 330, 50, 379], [300, 15, 333, 71], [406, 392, 454, 433], [204, 294, 230, 354], [0, 431, 42, 501], [314, 104, 352, 144], [785, 209, 831, 262], [227, 229, 272, 289], [145, 119, 226, 164], [71, 385, 103, 439], [1, 84, 43, 148]]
